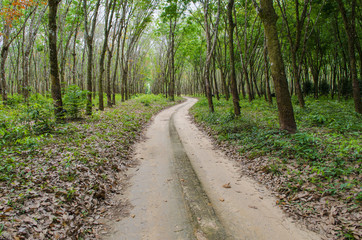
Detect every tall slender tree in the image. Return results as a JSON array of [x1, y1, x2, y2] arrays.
[[83, 0, 101, 115], [252, 0, 297, 133], [48, 0, 63, 120], [227, 0, 240, 116], [336, 0, 362, 114], [202, 0, 221, 113]]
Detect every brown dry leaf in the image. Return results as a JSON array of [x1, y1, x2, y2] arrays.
[[222, 182, 231, 188], [4, 207, 13, 212]]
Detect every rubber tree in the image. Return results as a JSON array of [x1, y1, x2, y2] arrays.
[[336, 0, 362, 114], [276, 0, 311, 108], [227, 0, 240, 116], [121, 1, 154, 101], [98, 0, 117, 111], [83, 0, 101, 115], [263, 34, 272, 105], [252, 0, 297, 133], [0, 6, 35, 103], [23, 6, 47, 101], [48, 0, 64, 120], [202, 0, 221, 113]]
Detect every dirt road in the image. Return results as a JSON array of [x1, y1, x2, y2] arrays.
[[104, 97, 321, 240]]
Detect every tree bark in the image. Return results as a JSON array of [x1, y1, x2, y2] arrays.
[[336, 0, 362, 114], [0, 44, 9, 103], [48, 0, 63, 120], [227, 0, 240, 116], [83, 0, 101, 115], [98, 0, 116, 111], [263, 35, 272, 104], [203, 0, 221, 113], [253, 0, 297, 133]]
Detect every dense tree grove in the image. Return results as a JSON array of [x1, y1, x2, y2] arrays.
[[0, 1, 361, 239], [0, 0, 361, 129]]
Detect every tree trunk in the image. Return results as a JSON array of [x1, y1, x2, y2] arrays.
[[83, 0, 101, 115], [169, 18, 176, 101], [291, 52, 305, 106], [254, 0, 297, 133], [227, 0, 240, 116], [72, 24, 79, 85], [263, 35, 272, 104], [98, 0, 115, 111], [220, 69, 229, 100], [48, 0, 63, 120], [336, 0, 362, 113], [203, 0, 221, 113], [0, 45, 9, 103], [312, 67, 319, 98], [212, 56, 219, 100]]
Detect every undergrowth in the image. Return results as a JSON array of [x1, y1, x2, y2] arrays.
[[0, 93, 181, 239], [191, 96, 361, 239]]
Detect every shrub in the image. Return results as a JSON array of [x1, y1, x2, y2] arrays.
[[319, 80, 330, 96], [63, 85, 88, 119], [303, 80, 313, 96]]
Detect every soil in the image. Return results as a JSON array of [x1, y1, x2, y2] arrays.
[[103, 97, 322, 240]]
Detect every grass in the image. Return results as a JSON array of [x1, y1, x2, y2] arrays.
[[190, 96, 361, 239], [0, 93, 182, 239]]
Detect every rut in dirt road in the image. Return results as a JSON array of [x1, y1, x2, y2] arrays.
[[104, 97, 322, 240]]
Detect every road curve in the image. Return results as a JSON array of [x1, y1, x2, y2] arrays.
[[104, 97, 321, 240]]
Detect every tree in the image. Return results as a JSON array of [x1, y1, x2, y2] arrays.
[[0, 0, 36, 103], [202, 0, 221, 113], [97, 0, 117, 111], [336, 0, 362, 114], [252, 0, 297, 133], [227, 0, 240, 116], [48, 0, 63, 120], [83, 0, 101, 115], [23, 5, 47, 101]]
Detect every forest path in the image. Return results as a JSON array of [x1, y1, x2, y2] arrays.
[[104, 97, 321, 240]]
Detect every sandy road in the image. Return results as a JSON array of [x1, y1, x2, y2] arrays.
[[104, 97, 321, 240]]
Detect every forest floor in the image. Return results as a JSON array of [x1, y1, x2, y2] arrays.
[[190, 96, 361, 240], [0, 95, 182, 239]]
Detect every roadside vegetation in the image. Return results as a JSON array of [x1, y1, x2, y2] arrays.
[[0, 93, 181, 239], [191, 96, 361, 239]]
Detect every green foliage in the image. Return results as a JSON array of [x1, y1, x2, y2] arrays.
[[303, 80, 313, 96], [319, 80, 330, 96], [24, 95, 55, 135], [5, 94, 24, 106], [0, 94, 54, 150], [191, 97, 361, 205], [63, 85, 88, 119]]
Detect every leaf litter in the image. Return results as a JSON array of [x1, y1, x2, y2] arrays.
[[0, 96, 181, 239], [192, 119, 361, 240]]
